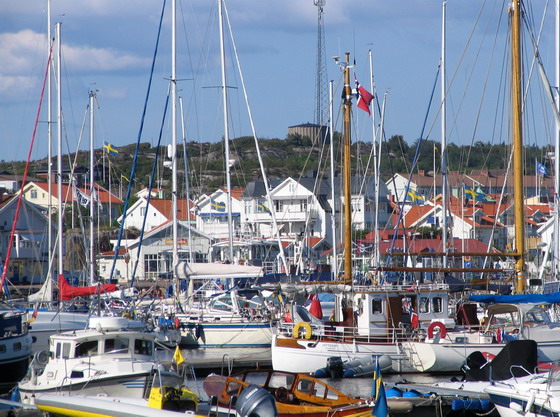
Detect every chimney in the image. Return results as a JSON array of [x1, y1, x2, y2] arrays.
[[419, 170, 426, 176]]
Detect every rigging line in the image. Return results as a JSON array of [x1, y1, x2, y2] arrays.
[[130, 90, 170, 288], [387, 63, 441, 263], [109, 0, 166, 283], [0, 43, 53, 295]]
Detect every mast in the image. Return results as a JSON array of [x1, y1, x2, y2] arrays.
[[511, 0, 525, 293], [171, 0, 180, 297], [369, 49, 381, 269], [47, 0, 54, 291], [179, 97, 193, 263], [342, 52, 352, 282], [89, 90, 96, 284], [218, 0, 234, 263], [56, 22, 63, 280], [441, 0, 449, 268], [555, 0, 560, 278], [328, 80, 337, 279]]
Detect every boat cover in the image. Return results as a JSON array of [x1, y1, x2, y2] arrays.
[[469, 292, 560, 305], [58, 275, 117, 300]]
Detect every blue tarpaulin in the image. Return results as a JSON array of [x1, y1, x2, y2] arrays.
[[469, 292, 560, 304]]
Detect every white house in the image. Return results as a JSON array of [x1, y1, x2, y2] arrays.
[[117, 197, 194, 231]]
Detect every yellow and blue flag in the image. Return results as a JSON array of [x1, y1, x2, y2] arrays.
[[371, 358, 388, 417], [257, 202, 271, 214], [211, 200, 226, 212], [103, 141, 119, 156], [406, 188, 424, 204], [465, 185, 487, 202]]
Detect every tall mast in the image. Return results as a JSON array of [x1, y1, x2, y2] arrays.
[[328, 80, 337, 279], [441, 0, 449, 268], [179, 97, 193, 263], [313, 0, 328, 126], [554, 0, 560, 278], [369, 49, 380, 269], [511, 0, 525, 293], [219, 0, 234, 263], [171, 0, 179, 296], [56, 22, 63, 279], [47, 0, 53, 288], [342, 52, 352, 282], [89, 90, 96, 284]]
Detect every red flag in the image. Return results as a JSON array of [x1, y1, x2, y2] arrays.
[[355, 77, 374, 115], [309, 294, 323, 320]]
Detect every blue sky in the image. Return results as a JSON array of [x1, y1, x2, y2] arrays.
[[0, 1, 557, 162]]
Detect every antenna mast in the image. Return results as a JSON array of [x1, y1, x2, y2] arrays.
[[314, 0, 328, 126]]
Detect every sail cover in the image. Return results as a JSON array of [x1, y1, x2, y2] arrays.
[[58, 275, 117, 301]]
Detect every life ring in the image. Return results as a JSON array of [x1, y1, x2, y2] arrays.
[[427, 321, 447, 339], [292, 322, 312, 340]]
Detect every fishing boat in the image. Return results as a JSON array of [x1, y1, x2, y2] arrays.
[[18, 316, 181, 404], [203, 369, 375, 417]]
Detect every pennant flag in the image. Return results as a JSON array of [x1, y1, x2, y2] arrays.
[[211, 200, 226, 212], [371, 358, 388, 417], [406, 188, 425, 204], [28, 304, 39, 323], [257, 202, 271, 214], [536, 161, 548, 175], [173, 345, 184, 365], [464, 185, 487, 202], [103, 141, 119, 156], [355, 76, 374, 115]]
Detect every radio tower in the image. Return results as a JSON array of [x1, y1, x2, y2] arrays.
[[314, 0, 328, 126]]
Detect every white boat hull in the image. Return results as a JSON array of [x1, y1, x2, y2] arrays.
[[271, 334, 412, 373], [403, 339, 560, 373], [180, 322, 272, 348]]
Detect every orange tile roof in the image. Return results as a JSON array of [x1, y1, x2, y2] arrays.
[[149, 198, 194, 221], [32, 182, 123, 204]]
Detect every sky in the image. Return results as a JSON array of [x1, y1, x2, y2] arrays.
[[0, 1, 558, 163]]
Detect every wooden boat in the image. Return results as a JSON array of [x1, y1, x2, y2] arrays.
[[203, 369, 374, 417]]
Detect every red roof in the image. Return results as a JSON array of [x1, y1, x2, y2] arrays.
[[150, 198, 194, 221], [31, 182, 123, 204]]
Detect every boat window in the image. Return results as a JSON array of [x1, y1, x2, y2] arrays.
[[134, 339, 153, 356], [75, 340, 98, 358], [372, 299, 382, 314], [313, 381, 326, 399], [62, 343, 71, 359], [13, 342, 21, 351], [418, 297, 429, 314], [432, 297, 443, 313], [55, 343, 61, 358], [269, 372, 295, 389], [297, 378, 313, 395], [104, 338, 129, 354], [244, 372, 269, 386], [524, 307, 549, 326], [0, 345, 5, 353], [325, 389, 339, 400]]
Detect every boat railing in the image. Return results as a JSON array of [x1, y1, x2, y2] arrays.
[[277, 320, 414, 344], [352, 282, 449, 292]]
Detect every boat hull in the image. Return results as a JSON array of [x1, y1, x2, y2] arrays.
[[19, 372, 152, 404], [403, 339, 560, 373], [271, 334, 411, 374], [180, 322, 272, 348]]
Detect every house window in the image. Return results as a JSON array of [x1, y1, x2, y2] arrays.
[[288, 183, 296, 193], [140, 207, 146, 216], [275, 200, 283, 212], [30, 190, 37, 199], [299, 199, 307, 212]]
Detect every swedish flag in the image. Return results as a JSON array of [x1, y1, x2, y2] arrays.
[[103, 141, 119, 156], [257, 202, 271, 214], [406, 188, 425, 204], [371, 359, 388, 417], [211, 200, 226, 212], [465, 185, 487, 202]]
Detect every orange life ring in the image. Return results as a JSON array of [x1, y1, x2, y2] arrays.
[[427, 321, 447, 339]]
